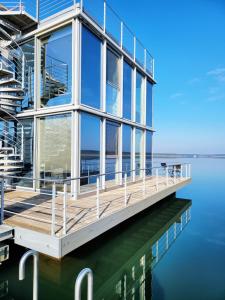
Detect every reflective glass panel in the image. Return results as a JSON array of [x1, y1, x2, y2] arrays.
[[146, 81, 153, 127], [135, 128, 143, 175], [40, 26, 72, 107], [106, 121, 120, 181], [123, 61, 132, 120], [122, 124, 132, 177], [80, 113, 100, 189], [136, 72, 144, 123], [106, 49, 120, 115], [81, 26, 101, 109], [146, 131, 152, 174], [38, 114, 71, 189]]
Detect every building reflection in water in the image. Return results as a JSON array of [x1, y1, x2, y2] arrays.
[[0, 196, 192, 300]]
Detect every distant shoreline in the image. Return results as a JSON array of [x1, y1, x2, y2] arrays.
[[153, 153, 225, 159]]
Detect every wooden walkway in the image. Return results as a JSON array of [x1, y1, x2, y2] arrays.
[[3, 176, 188, 237]]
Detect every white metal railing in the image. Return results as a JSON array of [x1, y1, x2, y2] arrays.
[[0, 163, 191, 236], [0, 1, 37, 19]]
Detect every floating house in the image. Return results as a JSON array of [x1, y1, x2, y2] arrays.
[[0, 0, 191, 259]]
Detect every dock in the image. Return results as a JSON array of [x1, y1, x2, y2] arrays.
[[0, 166, 191, 259]]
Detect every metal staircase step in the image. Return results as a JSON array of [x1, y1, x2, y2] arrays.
[[0, 165, 22, 170], [0, 87, 23, 92], [0, 160, 22, 164], [0, 153, 20, 158], [0, 67, 14, 77], [0, 101, 21, 107], [0, 94, 24, 100], [0, 78, 21, 85]]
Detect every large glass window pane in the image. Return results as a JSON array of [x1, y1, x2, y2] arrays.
[[146, 81, 153, 127], [80, 113, 100, 190], [122, 124, 132, 177], [38, 114, 71, 188], [18, 40, 35, 112], [135, 128, 143, 175], [0, 119, 34, 187], [81, 26, 101, 109], [123, 61, 132, 120], [136, 71, 144, 123], [40, 26, 72, 107], [106, 49, 120, 115], [146, 130, 152, 175], [106, 121, 120, 181]]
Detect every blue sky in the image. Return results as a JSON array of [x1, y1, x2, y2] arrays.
[[111, 0, 225, 154]]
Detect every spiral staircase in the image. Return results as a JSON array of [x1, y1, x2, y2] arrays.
[[0, 1, 37, 176]]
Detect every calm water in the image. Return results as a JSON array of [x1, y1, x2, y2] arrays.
[[0, 158, 225, 300]]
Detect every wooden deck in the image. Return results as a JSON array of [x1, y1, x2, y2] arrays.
[[2, 175, 191, 258]]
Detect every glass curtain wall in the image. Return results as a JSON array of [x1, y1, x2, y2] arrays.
[[81, 26, 102, 109], [123, 61, 132, 120], [122, 124, 132, 178], [18, 39, 35, 111], [135, 128, 143, 176], [106, 120, 120, 182], [38, 114, 71, 189], [136, 71, 144, 123], [40, 25, 72, 107], [80, 112, 101, 190], [146, 131, 152, 175], [146, 81, 153, 127], [106, 49, 120, 116]]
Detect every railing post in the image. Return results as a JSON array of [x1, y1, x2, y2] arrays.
[[63, 183, 67, 235], [103, 1, 106, 32], [74, 268, 93, 300], [144, 49, 147, 71], [155, 168, 159, 191], [96, 177, 100, 219], [189, 164, 191, 177], [124, 173, 127, 206], [166, 167, 169, 186], [21, 125, 24, 161], [173, 166, 176, 184], [142, 171, 145, 196], [0, 178, 4, 225], [51, 182, 56, 236], [185, 164, 188, 179], [133, 36, 136, 61], [36, 0, 40, 21], [19, 250, 39, 300], [180, 165, 183, 179], [120, 21, 123, 48], [80, 0, 83, 11]]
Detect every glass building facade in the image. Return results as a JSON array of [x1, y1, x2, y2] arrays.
[[10, 11, 154, 195]]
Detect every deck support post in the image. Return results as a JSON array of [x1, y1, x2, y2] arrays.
[[51, 182, 56, 236], [96, 177, 100, 219], [0, 178, 4, 224]]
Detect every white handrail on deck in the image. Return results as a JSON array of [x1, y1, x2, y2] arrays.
[[74, 268, 93, 300], [19, 250, 39, 300]]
